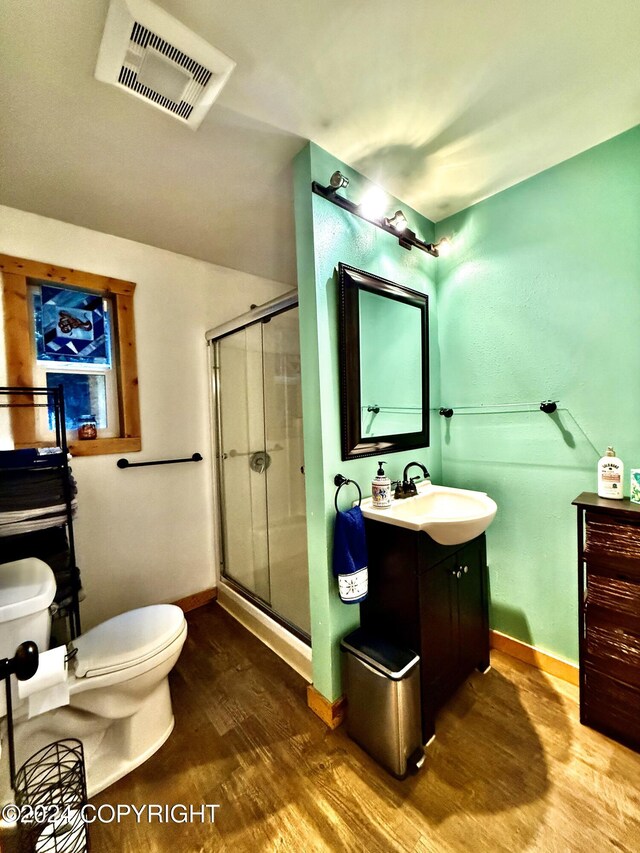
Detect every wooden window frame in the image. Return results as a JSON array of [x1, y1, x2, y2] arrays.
[[1, 254, 141, 456]]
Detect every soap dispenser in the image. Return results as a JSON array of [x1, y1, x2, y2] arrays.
[[372, 461, 392, 508], [598, 446, 624, 500]]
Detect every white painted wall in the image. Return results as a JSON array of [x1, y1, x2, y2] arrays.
[[0, 205, 288, 629]]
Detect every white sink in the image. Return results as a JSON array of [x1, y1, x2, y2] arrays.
[[360, 483, 497, 546]]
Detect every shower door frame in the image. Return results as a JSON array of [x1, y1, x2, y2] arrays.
[[206, 290, 311, 645]]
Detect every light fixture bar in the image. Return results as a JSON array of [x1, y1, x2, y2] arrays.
[[311, 179, 441, 257]]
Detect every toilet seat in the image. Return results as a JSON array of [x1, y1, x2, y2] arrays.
[[73, 604, 186, 679]]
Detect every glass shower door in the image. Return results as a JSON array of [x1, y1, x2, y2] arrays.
[[262, 309, 309, 635], [217, 324, 270, 602], [215, 307, 309, 637]]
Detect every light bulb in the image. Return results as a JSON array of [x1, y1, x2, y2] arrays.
[[386, 210, 408, 232], [359, 186, 387, 221], [436, 237, 452, 257]]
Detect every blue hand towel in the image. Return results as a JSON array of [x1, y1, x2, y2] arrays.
[[333, 506, 368, 604]]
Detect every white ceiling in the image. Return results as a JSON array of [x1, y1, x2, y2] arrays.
[[1, 0, 639, 285]]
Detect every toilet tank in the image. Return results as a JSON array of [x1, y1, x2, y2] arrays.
[[0, 558, 56, 659]]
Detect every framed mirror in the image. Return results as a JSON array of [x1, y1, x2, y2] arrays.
[[338, 263, 429, 460]]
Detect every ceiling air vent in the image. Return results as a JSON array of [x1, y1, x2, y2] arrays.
[[95, 0, 235, 129]]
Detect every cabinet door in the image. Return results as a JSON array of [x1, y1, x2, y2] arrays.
[[456, 537, 490, 677], [419, 556, 458, 738], [360, 520, 421, 651]]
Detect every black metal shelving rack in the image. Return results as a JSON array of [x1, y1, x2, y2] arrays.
[[0, 386, 82, 639]]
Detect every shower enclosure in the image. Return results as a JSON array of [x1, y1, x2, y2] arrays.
[[207, 292, 310, 640]]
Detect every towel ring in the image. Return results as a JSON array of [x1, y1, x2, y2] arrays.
[[334, 474, 362, 513]]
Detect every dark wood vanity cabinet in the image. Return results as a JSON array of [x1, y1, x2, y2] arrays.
[[360, 521, 490, 743], [573, 493, 640, 753]]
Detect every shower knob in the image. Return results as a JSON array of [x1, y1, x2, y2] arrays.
[[249, 451, 271, 474]]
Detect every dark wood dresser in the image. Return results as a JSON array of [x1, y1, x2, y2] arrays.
[[573, 492, 640, 752]]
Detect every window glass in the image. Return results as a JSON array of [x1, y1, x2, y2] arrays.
[[46, 373, 108, 431], [33, 283, 112, 365], [29, 282, 119, 437]]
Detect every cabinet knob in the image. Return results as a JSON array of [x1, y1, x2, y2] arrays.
[[456, 569, 462, 579], [463, 565, 468, 574]]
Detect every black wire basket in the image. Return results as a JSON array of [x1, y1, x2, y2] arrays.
[[14, 739, 89, 852]]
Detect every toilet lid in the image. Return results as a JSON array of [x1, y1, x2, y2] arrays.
[[73, 604, 186, 678], [0, 558, 56, 622]]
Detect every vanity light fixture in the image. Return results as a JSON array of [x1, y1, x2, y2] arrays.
[[327, 171, 349, 193], [385, 210, 408, 233], [311, 172, 445, 258], [433, 237, 452, 257], [421, 237, 453, 257]]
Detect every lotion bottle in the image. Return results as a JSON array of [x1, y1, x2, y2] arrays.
[[372, 461, 391, 508], [598, 446, 624, 500]]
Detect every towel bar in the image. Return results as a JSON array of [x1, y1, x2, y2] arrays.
[[334, 474, 362, 512]]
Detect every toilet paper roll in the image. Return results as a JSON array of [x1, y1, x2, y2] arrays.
[[17, 645, 69, 719]]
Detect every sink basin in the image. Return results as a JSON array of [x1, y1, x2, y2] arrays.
[[360, 484, 497, 546]]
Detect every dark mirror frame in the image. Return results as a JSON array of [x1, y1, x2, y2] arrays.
[[338, 263, 430, 460]]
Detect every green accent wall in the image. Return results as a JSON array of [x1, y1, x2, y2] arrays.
[[436, 125, 640, 661], [294, 143, 441, 700], [295, 125, 640, 700]]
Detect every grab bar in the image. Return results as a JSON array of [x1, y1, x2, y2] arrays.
[[117, 452, 203, 469]]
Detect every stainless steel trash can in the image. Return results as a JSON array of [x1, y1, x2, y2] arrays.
[[341, 628, 424, 778]]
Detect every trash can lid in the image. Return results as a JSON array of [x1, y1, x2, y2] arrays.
[[340, 628, 419, 680]]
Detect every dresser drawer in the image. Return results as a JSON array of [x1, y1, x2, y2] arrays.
[[585, 611, 640, 687], [585, 514, 640, 564], [585, 553, 640, 584], [587, 574, 640, 620], [583, 664, 640, 751]]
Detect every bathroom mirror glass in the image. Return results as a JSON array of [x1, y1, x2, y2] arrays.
[[338, 263, 429, 460]]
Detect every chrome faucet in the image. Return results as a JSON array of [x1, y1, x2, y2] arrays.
[[394, 462, 431, 499]]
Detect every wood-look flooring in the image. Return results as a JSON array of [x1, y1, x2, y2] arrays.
[[70, 605, 640, 851]]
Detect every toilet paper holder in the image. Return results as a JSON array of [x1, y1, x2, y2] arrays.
[[1, 641, 39, 789]]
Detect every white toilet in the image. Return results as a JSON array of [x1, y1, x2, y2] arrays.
[[0, 558, 188, 801]]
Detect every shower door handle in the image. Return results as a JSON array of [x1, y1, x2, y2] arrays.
[[227, 445, 282, 458]]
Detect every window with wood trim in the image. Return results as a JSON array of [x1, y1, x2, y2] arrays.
[[1, 255, 141, 456]]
